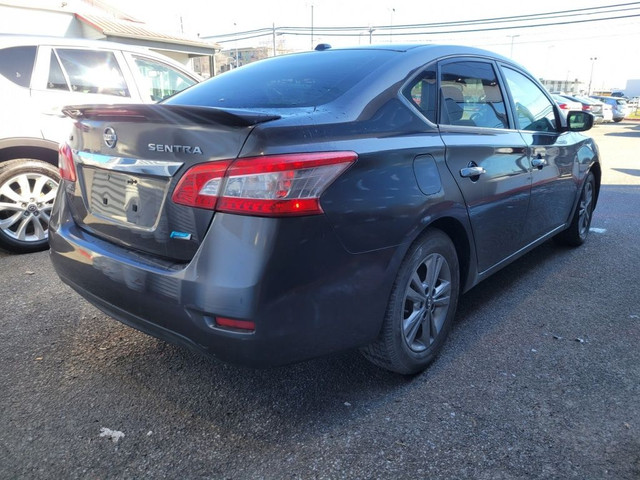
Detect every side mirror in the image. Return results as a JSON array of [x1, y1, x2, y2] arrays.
[[564, 111, 594, 132]]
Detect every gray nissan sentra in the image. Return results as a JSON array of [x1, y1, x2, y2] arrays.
[[49, 44, 600, 374]]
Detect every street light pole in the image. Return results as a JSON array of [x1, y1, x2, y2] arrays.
[[234, 22, 238, 69], [389, 7, 395, 43], [588, 57, 598, 95]]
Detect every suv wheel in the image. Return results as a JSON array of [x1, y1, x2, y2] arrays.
[[0, 159, 60, 253]]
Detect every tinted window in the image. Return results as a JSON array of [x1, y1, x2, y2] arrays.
[[439, 61, 508, 129], [166, 50, 396, 108], [0, 46, 36, 87], [55, 49, 130, 97], [133, 56, 196, 102], [404, 65, 437, 123], [502, 67, 557, 132], [48, 52, 69, 91]]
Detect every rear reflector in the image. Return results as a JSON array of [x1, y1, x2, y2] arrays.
[[172, 152, 357, 216], [215, 317, 256, 331], [58, 143, 77, 182]]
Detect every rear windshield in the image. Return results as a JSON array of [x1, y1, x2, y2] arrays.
[[165, 49, 396, 108]]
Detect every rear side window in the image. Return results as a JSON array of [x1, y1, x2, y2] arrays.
[[166, 49, 396, 108], [48, 52, 68, 91], [132, 56, 196, 102], [404, 66, 437, 123], [0, 46, 36, 87], [439, 61, 508, 129], [502, 67, 557, 132], [53, 49, 130, 97]]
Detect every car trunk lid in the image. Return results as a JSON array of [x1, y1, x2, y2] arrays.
[[61, 104, 279, 261]]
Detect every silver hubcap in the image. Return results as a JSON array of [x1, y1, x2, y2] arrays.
[[402, 253, 452, 353], [0, 172, 59, 243], [578, 180, 593, 237]]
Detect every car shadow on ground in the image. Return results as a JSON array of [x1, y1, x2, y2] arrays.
[[603, 122, 640, 137], [60, 235, 587, 444], [612, 168, 640, 177]]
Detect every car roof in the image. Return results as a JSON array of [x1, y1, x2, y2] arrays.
[[0, 34, 160, 56]]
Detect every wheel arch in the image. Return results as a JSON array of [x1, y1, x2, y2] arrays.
[[423, 215, 474, 294], [0, 138, 59, 166]]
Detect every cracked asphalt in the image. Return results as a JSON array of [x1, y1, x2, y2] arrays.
[[1, 122, 639, 479]]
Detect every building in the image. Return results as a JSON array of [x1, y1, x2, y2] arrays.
[[539, 78, 587, 95], [0, 0, 219, 74]]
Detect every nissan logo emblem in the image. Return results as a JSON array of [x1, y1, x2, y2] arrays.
[[103, 127, 117, 148]]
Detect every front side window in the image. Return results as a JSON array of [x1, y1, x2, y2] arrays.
[[502, 67, 557, 132], [54, 49, 130, 97], [0, 46, 37, 88], [133, 56, 196, 102], [439, 61, 508, 129]]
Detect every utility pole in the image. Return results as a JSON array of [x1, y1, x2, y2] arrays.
[[310, 5, 314, 50], [272, 23, 276, 57], [508, 34, 520, 58]]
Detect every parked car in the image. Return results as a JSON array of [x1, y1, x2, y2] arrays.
[[551, 94, 582, 113], [50, 44, 600, 374], [601, 102, 614, 122], [0, 35, 200, 252], [591, 96, 630, 122], [558, 94, 604, 123]]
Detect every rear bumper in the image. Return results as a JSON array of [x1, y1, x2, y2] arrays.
[[49, 197, 399, 367]]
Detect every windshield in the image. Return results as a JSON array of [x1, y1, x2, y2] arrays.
[[164, 49, 396, 109]]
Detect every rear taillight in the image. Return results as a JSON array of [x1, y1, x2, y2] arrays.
[[58, 143, 77, 182], [172, 152, 357, 216], [171, 160, 232, 209], [557, 103, 569, 110], [582, 105, 592, 111]]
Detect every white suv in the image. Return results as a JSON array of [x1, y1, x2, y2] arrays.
[[0, 35, 200, 252]]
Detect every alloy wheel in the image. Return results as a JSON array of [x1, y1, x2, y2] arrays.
[[402, 252, 452, 353], [0, 171, 59, 244]]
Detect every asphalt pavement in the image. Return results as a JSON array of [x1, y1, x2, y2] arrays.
[[1, 122, 638, 479]]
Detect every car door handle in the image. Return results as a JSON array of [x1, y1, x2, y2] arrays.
[[531, 158, 546, 169], [460, 166, 486, 178]]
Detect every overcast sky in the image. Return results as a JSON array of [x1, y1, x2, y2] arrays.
[[88, 0, 640, 89]]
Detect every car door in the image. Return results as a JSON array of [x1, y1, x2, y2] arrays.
[[437, 59, 532, 274], [499, 66, 578, 244]]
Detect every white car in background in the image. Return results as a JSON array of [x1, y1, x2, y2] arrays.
[[0, 35, 200, 252]]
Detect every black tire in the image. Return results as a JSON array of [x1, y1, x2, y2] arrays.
[[613, 118, 623, 123], [361, 229, 460, 375], [554, 172, 596, 247], [0, 159, 60, 253]]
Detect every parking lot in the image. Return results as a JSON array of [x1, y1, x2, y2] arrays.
[[1, 121, 639, 479]]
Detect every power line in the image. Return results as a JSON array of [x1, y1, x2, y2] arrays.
[[207, 11, 640, 43], [202, 2, 640, 42]]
